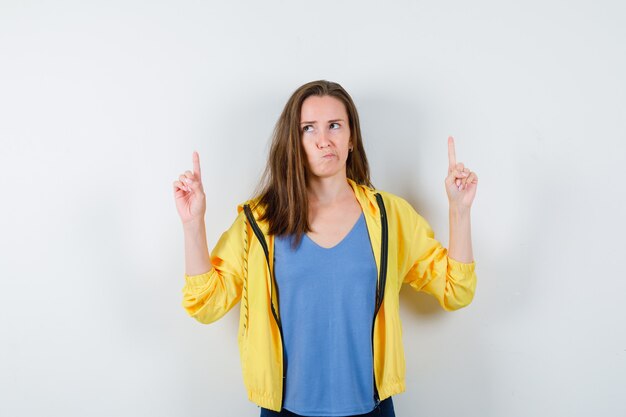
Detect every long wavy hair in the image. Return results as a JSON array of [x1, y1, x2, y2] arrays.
[[252, 80, 372, 246]]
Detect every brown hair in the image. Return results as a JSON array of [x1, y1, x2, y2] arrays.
[[252, 80, 372, 247]]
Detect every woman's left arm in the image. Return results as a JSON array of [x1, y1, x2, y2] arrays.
[[445, 136, 478, 263]]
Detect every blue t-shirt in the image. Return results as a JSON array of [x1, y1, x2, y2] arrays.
[[273, 212, 378, 416]]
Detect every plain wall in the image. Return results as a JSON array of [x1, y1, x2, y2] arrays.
[[1, 1, 625, 416]]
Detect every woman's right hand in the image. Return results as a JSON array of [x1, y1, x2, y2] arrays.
[[173, 151, 206, 225]]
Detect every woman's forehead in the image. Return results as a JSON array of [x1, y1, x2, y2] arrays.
[[300, 95, 348, 122]]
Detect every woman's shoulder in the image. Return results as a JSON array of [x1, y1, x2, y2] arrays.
[[367, 186, 416, 214], [363, 185, 427, 228], [346, 178, 415, 214]]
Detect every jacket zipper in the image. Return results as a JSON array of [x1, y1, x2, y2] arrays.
[[243, 205, 287, 410], [372, 193, 388, 407], [245, 194, 388, 411]]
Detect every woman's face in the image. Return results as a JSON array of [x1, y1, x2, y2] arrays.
[[299, 95, 352, 181]]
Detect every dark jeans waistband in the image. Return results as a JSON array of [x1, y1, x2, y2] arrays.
[[260, 396, 395, 417]]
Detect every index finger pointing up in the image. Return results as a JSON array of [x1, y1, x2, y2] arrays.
[[448, 136, 457, 170], [192, 151, 201, 177]]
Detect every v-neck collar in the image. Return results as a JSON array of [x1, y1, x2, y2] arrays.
[[304, 211, 364, 250]]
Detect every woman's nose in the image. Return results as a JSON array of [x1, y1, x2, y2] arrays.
[[316, 131, 331, 148]]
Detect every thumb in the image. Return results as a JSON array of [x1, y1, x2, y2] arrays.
[[446, 168, 466, 187]]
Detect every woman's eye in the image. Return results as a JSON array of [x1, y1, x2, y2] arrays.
[[330, 122, 340, 129], [303, 125, 313, 132]]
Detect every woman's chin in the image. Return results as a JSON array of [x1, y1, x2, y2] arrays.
[[309, 167, 347, 180]]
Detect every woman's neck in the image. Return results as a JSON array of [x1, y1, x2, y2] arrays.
[[307, 175, 352, 206]]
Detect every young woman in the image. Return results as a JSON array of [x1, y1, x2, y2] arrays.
[[173, 80, 478, 417]]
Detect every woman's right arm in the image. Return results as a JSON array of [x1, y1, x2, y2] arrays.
[[174, 151, 244, 324], [183, 218, 212, 276], [174, 150, 211, 276]]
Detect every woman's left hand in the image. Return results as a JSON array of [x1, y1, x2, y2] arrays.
[[445, 136, 478, 210]]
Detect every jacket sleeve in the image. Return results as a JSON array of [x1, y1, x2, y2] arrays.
[[181, 209, 247, 324], [402, 210, 477, 311]]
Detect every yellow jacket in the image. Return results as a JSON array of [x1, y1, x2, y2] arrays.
[[182, 178, 477, 412]]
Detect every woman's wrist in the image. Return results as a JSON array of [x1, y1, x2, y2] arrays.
[[183, 216, 206, 232]]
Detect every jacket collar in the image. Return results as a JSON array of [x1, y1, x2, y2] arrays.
[[346, 177, 380, 219], [237, 177, 381, 234]]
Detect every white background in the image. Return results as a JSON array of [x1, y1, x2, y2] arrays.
[[1, 1, 625, 416]]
